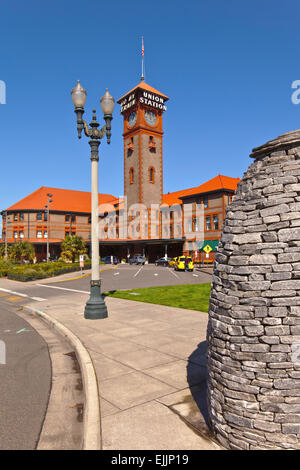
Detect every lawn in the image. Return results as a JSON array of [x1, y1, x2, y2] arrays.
[[104, 283, 211, 312]]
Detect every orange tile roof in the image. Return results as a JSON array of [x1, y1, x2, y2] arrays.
[[118, 81, 169, 103], [162, 175, 240, 205], [6, 187, 118, 213]]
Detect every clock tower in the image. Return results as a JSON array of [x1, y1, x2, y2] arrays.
[[117, 80, 169, 210]]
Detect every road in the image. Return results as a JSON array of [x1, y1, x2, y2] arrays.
[[0, 302, 51, 449]]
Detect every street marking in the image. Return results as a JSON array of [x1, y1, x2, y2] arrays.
[[0, 287, 46, 302], [154, 273, 158, 276], [7, 296, 26, 302], [168, 268, 179, 279], [36, 284, 89, 294], [133, 265, 143, 278], [193, 274, 198, 277], [0, 288, 28, 297]]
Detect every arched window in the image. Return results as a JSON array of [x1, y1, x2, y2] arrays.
[[149, 166, 155, 184], [129, 167, 134, 184]]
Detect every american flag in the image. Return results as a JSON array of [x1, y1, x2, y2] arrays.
[[142, 39, 144, 56]]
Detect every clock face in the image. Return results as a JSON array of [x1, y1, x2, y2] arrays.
[[128, 111, 137, 127], [145, 110, 157, 126]]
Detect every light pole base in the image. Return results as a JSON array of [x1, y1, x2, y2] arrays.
[[84, 281, 108, 320]]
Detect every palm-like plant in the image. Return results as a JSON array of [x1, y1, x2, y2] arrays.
[[61, 235, 87, 263], [9, 241, 35, 264]]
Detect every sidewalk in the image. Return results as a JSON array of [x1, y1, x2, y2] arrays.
[[25, 292, 221, 450]]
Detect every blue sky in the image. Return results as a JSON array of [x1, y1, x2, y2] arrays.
[[1, 0, 300, 222]]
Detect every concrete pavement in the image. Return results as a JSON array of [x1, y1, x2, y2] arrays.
[[23, 291, 221, 450]]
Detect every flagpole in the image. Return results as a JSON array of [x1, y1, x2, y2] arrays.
[[141, 36, 144, 81]]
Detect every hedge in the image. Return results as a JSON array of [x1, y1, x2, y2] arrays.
[[0, 260, 91, 282]]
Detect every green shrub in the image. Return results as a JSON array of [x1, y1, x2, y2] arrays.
[[5, 260, 91, 281]]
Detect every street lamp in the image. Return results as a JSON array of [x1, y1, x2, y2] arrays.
[[45, 193, 53, 262], [71, 81, 115, 320]]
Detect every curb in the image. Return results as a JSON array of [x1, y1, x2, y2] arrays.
[[24, 305, 101, 450]]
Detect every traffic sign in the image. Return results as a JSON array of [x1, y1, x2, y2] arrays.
[[203, 244, 212, 254]]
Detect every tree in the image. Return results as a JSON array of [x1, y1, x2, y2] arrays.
[[0, 243, 11, 260], [9, 241, 35, 264], [60, 235, 87, 263]]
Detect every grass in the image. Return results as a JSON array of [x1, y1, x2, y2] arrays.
[[104, 283, 211, 312]]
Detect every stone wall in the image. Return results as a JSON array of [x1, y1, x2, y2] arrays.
[[207, 129, 300, 450]]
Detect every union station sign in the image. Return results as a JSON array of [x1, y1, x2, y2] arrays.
[[120, 91, 167, 113]]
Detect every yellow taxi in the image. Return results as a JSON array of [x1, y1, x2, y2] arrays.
[[175, 256, 194, 272], [169, 257, 178, 267]]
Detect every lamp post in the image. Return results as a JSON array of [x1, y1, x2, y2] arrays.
[[3, 211, 8, 260], [71, 81, 115, 320], [45, 193, 53, 262]]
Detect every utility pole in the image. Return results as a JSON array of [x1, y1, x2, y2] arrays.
[[4, 211, 7, 260], [45, 193, 53, 262]]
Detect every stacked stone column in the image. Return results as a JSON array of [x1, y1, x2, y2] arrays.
[[207, 130, 300, 450]]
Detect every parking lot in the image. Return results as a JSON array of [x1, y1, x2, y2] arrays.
[[48, 263, 213, 293]]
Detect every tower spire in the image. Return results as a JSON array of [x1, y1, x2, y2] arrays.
[[141, 36, 145, 81]]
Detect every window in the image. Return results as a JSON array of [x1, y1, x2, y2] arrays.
[[19, 231, 24, 239], [14, 214, 18, 222], [44, 231, 48, 239], [205, 216, 211, 232], [65, 231, 70, 237], [71, 215, 76, 223], [19, 213, 24, 221], [203, 197, 208, 209], [205, 214, 219, 232], [44, 212, 48, 221], [14, 231, 18, 239], [149, 135, 156, 151], [65, 215, 70, 222], [188, 218, 193, 232], [37, 212, 43, 221], [88, 216, 91, 224], [71, 231, 76, 236], [149, 167, 155, 183], [36, 230, 42, 239], [194, 217, 200, 232], [213, 214, 219, 230], [129, 167, 134, 184]]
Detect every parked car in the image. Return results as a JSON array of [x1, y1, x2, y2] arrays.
[[155, 257, 172, 267], [129, 255, 145, 265], [102, 256, 118, 264], [175, 256, 194, 272]]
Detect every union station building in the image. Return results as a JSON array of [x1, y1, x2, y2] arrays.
[[1, 80, 239, 262]]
